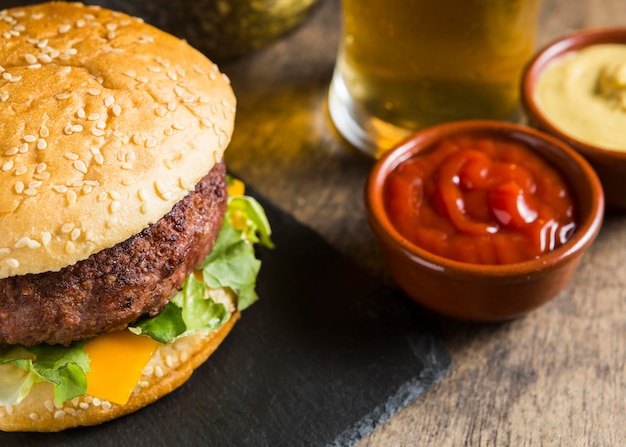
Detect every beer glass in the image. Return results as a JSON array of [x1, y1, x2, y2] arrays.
[[328, 0, 542, 157]]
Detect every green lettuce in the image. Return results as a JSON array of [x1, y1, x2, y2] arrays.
[[0, 191, 272, 405], [0, 343, 89, 405]]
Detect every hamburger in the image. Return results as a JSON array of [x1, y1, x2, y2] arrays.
[[0, 1, 272, 432]]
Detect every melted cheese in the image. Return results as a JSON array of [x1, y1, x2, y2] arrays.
[[84, 331, 160, 405], [228, 178, 245, 197]]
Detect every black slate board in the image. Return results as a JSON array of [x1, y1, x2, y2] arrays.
[[0, 192, 450, 447]]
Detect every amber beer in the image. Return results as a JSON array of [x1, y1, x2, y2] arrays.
[[328, 0, 541, 157]]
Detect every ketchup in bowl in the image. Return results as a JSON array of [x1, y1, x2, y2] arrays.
[[383, 134, 576, 265]]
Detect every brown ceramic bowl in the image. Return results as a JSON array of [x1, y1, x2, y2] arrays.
[[521, 27, 626, 210], [365, 121, 604, 322]]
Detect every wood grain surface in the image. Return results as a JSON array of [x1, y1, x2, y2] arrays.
[[220, 1, 626, 445]]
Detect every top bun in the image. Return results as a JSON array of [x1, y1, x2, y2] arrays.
[[0, 2, 236, 279]]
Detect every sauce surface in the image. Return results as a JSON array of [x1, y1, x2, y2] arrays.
[[384, 135, 577, 264], [536, 43, 626, 151]]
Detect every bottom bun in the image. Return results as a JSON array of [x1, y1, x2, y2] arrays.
[[0, 311, 240, 432]]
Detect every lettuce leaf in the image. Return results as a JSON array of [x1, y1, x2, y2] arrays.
[[0, 343, 89, 405], [0, 191, 273, 405], [131, 193, 273, 342]]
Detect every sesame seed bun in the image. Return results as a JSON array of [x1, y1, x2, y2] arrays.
[[0, 2, 236, 279], [0, 311, 239, 432]]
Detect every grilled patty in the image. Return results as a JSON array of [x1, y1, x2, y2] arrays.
[[0, 162, 227, 347]]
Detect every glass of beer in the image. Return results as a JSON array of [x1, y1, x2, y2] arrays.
[[328, 0, 542, 157]]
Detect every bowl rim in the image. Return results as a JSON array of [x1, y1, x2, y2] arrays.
[[365, 120, 605, 278], [521, 26, 626, 161]]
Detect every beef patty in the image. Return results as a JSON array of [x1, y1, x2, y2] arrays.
[[0, 162, 227, 347]]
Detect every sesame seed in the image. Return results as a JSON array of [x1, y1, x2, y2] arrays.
[[109, 200, 120, 213], [15, 166, 27, 176], [154, 181, 173, 201], [23, 188, 37, 196], [88, 88, 101, 96], [54, 410, 66, 419], [34, 172, 51, 180], [39, 54, 52, 63], [123, 70, 136, 77], [172, 123, 184, 131], [14, 237, 31, 248], [132, 134, 143, 145], [5, 147, 18, 156], [5, 258, 19, 269], [180, 351, 189, 363], [92, 129, 105, 137], [67, 189, 77, 205], [65, 153, 79, 160], [145, 137, 157, 148], [82, 185, 93, 195], [140, 202, 149, 214], [59, 66, 71, 75], [71, 124, 83, 133], [24, 53, 37, 64], [28, 180, 42, 189], [74, 160, 88, 174], [0, 92, 9, 102], [94, 153, 104, 165], [18, 143, 28, 153], [112, 104, 121, 116], [44, 400, 55, 412], [76, 19, 86, 28], [61, 223, 74, 233], [70, 228, 81, 241], [77, 108, 86, 119], [53, 185, 68, 193], [39, 125, 50, 137], [0, 248, 10, 256], [23, 134, 36, 143], [65, 241, 75, 253], [56, 93, 71, 100], [104, 95, 115, 107], [41, 232, 52, 246], [37, 139, 47, 150], [59, 24, 71, 34], [88, 113, 100, 121], [2, 160, 13, 171], [14, 181, 24, 193], [92, 398, 101, 407], [79, 402, 89, 410], [36, 163, 47, 173], [28, 63, 42, 69], [29, 413, 40, 421]]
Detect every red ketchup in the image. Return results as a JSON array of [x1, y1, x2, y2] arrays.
[[384, 134, 577, 264]]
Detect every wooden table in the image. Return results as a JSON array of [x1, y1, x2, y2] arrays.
[[221, 1, 626, 445]]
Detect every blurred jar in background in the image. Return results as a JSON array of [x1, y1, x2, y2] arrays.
[[328, 0, 542, 157], [99, 0, 320, 60]]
